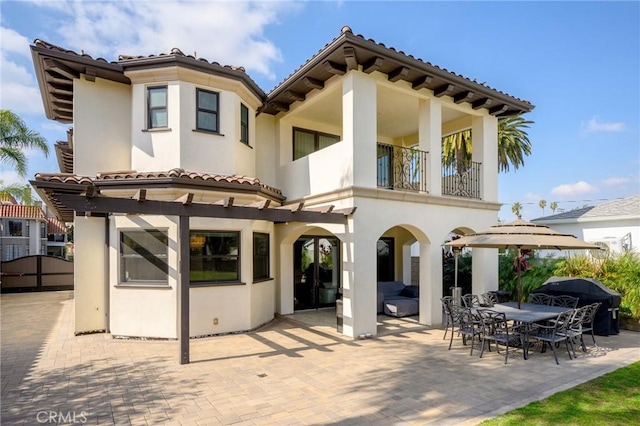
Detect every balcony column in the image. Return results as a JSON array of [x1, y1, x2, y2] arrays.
[[342, 71, 377, 188], [418, 98, 442, 196], [471, 115, 499, 202]]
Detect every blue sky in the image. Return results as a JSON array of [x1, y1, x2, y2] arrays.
[[1, 0, 638, 221]]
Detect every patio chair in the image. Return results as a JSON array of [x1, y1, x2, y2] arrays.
[[560, 307, 588, 358], [527, 293, 552, 305], [550, 295, 579, 308], [578, 302, 602, 351], [449, 305, 484, 354], [526, 310, 575, 365], [441, 296, 458, 341], [478, 309, 525, 364], [462, 294, 481, 308], [480, 292, 499, 307]]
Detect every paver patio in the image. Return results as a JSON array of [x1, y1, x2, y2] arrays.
[[2, 291, 638, 425]]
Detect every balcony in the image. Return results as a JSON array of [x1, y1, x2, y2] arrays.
[[376, 143, 482, 199], [441, 161, 482, 199], [376, 143, 428, 193]]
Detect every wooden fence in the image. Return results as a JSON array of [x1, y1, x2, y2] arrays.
[[1, 255, 73, 292]]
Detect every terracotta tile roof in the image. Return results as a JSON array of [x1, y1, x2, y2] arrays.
[[262, 26, 533, 116], [118, 48, 247, 73], [0, 205, 46, 220], [1, 194, 18, 205], [34, 168, 283, 197], [33, 39, 116, 65], [47, 216, 68, 234]]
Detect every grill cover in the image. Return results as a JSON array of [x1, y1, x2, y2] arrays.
[[533, 276, 621, 336]]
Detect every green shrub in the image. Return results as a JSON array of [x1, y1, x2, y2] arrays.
[[554, 252, 640, 318], [496, 251, 640, 319]]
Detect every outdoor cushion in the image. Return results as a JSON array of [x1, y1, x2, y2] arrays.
[[384, 299, 419, 317], [400, 285, 420, 298]]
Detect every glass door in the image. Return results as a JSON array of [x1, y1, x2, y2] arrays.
[[294, 236, 340, 311]]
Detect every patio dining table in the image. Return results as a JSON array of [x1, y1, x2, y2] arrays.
[[476, 302, 573, 361], [485, 302, 570, 323]]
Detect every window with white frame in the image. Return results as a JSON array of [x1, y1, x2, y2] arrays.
[[196, 88, 220, 133], [147, 86, 168, 129], [120, 229, 169, 283]]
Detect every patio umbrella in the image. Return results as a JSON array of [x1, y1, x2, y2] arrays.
[[443, 219, 600, 308]]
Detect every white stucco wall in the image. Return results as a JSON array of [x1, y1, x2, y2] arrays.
[[129, 74, 259, 177], [109, 215, 178, 339], [74, 76, 131, 175], [536, 218, 640, 256]]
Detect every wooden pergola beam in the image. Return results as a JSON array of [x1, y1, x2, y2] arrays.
[[53, 193, 351, 224]]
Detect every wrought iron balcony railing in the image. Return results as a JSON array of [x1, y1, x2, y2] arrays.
[[441, 161, 482, 199], [376, 143, 428, 193]]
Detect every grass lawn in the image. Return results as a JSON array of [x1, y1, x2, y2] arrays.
[[481, 361, 640, 425]]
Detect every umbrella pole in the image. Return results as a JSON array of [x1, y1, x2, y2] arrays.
[[516, 247, 522, 309]]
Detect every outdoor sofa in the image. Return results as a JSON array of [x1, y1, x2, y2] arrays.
[[377, 281, 420, 317]]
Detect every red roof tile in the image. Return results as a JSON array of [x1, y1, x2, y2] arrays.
[[47, 217, 68, 234], [0, 205, 46, 219]]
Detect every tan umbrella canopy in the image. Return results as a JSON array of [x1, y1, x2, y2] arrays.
[[444, 219, 600, 308]]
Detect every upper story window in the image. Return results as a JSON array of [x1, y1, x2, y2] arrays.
[[147, 86, 168, 129], [293, 127, 340, 160], [196, 88, 220, 133], [8, 220, 22, 237], [240, 103, 249, 144]]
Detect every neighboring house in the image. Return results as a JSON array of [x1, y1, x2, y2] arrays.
[[532, 195, 640, 257], [46, 215, 68, 258], [29, 27, 534, 341], [0, 200, 47, 261]]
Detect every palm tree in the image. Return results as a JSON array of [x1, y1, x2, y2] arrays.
[[0, 182, 34, 205], [550, 202, 558, 214], [511, 202, 523, 218], [442, 115, 533, 173], [1, 110, 49, 178], [539, 199, 547, 215]]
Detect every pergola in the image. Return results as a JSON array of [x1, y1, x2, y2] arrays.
[[32, 179, 355, 364]]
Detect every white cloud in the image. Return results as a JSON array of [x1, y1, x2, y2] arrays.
[[602, 176, 631, 186], [0, 27, 44, 114], [0, 170, 26, 187], [551, 181, 598, 198], [583, 116, 625, 133], [523, 192, 542, 202], [32, 0, 297, 81]]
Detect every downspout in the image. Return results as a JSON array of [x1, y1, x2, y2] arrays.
[[104, 215, 110, 332]]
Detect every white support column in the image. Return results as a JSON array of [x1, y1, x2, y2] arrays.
[[471, 248, 499, 295], [343, 71, 377, 188], [341, 218, 377, 338], [74, 215, 108, 334], [420, 241, 443, 326], [419, 98, 442, 196], [472, 115, 499, 202]]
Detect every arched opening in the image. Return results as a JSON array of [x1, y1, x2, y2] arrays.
[[376, 224, 430, 334]]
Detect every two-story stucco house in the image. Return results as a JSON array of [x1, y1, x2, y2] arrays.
[[30, 27, 534, 345], [1, 198, 48, 261]]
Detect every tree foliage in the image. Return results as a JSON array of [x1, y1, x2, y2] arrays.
[[442, 114, 533, 173], [0, 110, 49, 177]]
